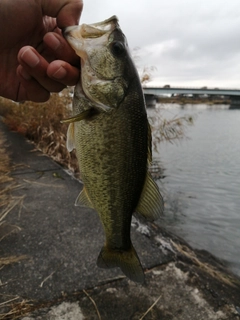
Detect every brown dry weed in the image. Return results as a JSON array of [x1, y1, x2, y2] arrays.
[[0, 88, 79, 178], [0, 128, 31, 319], [0, 130, 22, 235]]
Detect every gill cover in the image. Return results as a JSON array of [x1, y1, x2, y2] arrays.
[[64, 16, 130, 111]]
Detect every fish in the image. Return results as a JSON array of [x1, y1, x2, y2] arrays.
[[62, 16, 164, 283]]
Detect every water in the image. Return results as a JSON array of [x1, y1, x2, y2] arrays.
[[148, 104, 240, 277]]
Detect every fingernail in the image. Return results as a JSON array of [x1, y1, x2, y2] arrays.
[[21, 48, 40, 68], [52, 66, 67, 79], [20, 68, 31, 80]]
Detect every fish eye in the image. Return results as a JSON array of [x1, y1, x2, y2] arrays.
[[111, 41, 125, 57]]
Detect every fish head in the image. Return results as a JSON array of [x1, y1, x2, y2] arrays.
[[64, 16, 137, 111]]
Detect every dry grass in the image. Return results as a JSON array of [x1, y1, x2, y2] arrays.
[[148, 111, 194, 151], [171, 240, 240, 288], [0, 130, 22, 240], [0, 298, 36, 320], [0, 132, 14, 212], [83, 290, 102, 320], [0, 130, 31, 319], [139, 294, 162, 320], [0, 129, 27, 264], [0, 255, 28, 267], [0, 88, 79, 178]]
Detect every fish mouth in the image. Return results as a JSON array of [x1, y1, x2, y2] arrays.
[[80, 15, 118, 38], [63, 16, 120, 113], [63, 15, 118, 55]]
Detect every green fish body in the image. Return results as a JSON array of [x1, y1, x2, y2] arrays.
[[63, 16, 164, 283]]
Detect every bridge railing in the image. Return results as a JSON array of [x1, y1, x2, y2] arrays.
[[143, 87, 240, 96]]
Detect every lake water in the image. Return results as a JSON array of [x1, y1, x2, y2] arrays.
[[148, 104, 240, 277]]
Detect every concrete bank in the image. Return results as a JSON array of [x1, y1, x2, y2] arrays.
[[0, 121, 240, 320]]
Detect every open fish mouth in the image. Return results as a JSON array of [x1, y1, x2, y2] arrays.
[[80, 15, 119, 37], [63, 15, 118, 51]]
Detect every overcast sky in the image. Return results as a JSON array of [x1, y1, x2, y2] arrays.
[[80, 0, 240, 88]]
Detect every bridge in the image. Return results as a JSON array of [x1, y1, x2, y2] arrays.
[[143, 86, 240, 109]]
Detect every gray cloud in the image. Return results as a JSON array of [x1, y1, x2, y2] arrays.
[[81, 0, 240, 87]]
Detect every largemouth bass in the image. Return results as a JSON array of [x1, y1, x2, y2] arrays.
[[63, 16, 164, 283]]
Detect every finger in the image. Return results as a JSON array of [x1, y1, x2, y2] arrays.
[[18, 46, 66, 93], [47, 60, 80, 86], [43, 32, 79, 66], [16, 66, 50, 102], [41, 0, 83, 27]]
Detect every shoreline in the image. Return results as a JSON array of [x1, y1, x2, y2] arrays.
[[156, 96, 231, 105]]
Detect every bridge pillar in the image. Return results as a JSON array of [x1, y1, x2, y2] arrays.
[[144, 94, 157, 108], [229, 96, 240, 109]]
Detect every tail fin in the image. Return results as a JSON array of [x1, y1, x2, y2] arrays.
[[97, 244, 145, 284]]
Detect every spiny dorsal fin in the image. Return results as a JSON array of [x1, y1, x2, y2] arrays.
[[66, 123, 75, 152], [75, 187, 94, 209], [135, 172, 164, 221]]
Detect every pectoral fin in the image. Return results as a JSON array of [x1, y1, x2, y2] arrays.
[[136, 172, 164, 221], [75, 187, 94, 209], [66, 123, 75, 152], [61, 109, 92, 124]]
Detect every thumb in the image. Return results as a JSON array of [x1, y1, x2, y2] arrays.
[[41, 0, 83, 28]]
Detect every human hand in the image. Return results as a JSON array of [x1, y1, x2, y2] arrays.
[[0, 0, 83, 102]]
